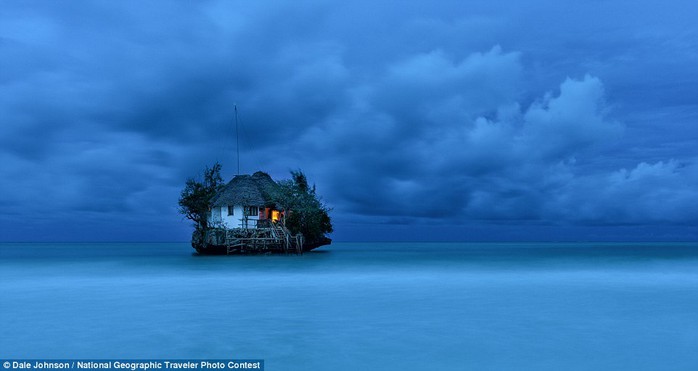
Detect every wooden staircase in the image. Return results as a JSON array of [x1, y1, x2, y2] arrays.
[[271, 222, 302, 254]]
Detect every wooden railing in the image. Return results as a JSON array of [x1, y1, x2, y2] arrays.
[[207, 222, 304, 255]]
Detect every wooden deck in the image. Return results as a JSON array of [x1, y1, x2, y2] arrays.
[[204, 222, 304, 255]]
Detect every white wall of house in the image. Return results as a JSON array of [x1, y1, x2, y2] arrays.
[[210, 205, 262, 229]]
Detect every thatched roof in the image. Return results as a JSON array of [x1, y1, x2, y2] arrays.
[[211, 171, 280, 207]]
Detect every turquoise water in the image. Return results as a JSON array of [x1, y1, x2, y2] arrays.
[[1, 242, 697, 370]]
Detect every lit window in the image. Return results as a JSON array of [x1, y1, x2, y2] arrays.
[[228, 205, 234, 216]]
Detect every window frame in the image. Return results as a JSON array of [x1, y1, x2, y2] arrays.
[[244, 206, 259, 217]]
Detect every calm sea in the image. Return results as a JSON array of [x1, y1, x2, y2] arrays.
[[1, 242, 697, 370]]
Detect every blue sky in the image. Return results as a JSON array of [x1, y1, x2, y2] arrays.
[[1, 0, 697, 242]]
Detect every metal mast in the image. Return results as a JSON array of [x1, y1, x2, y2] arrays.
[[235, 104, 240, 175]]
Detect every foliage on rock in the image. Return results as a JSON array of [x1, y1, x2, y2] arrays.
[[274, 170, 333, 243], [178, 162, 224, 232]]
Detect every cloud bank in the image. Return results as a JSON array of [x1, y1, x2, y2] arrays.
[[1, 0, 697, 241]]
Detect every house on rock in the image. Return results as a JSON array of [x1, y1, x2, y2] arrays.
[[194, 171, 331, 255], [209, 171, 283, 229]]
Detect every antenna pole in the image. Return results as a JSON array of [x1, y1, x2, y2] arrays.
[[235, 104, 240, 175]]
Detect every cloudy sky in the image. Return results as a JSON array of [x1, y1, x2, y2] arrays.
[[2, 0, 697, 242]]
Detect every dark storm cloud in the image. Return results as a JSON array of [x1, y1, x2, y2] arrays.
[[1, 0, 697, 241]]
